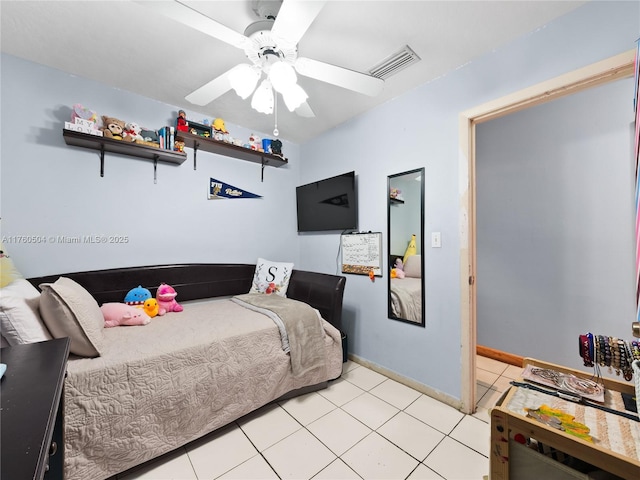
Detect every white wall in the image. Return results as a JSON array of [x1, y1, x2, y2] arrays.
[[0, 54, 302, 277], [476, 77, 635, 371], [298, 1, 639, 399]]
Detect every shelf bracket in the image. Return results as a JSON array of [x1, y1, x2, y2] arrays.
[[100, 144, 105, 177], [153, 155, 159, 184], [261, 158, 265, 182], [193, 141, 199, 170]]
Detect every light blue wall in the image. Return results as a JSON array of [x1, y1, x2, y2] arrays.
[[1, 1, 638, 401], [0, 54, 302, 277], [476, 77, 635, 372], [389, 175, 422, 257], [298, 1, 639, 399]]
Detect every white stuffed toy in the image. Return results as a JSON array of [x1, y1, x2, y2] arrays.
[[124, 122, 145, 142]]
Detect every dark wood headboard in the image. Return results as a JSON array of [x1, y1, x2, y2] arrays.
[[28, 264, 346, 333]]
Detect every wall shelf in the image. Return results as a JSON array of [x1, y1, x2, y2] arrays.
[[175, 130, 287, 181], [63, 129, 187, 180], [390, 198, 405, 204]]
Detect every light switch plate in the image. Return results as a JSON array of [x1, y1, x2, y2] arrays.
[[431, 232, 442, 248]]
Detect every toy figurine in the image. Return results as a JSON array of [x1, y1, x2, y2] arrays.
[[176, 110, 188, 132]]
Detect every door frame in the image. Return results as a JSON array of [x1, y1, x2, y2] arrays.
[[458, 49, 636, 413]]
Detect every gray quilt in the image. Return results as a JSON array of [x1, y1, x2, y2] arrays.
[[63, 298, 343, 480], [232, 293, 327, 378]]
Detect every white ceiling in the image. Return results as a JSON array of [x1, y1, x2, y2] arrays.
[[1, 0, 587, 144]]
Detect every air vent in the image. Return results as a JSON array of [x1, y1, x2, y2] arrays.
[[368, 45, 420, 79]]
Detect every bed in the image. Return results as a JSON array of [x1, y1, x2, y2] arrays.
[[26, 263, 346, 480], [389, 255, 423, 323]]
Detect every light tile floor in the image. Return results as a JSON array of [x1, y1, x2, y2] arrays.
[[116, 355, 522, 480]]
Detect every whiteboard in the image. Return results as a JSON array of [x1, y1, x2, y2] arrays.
[[341, 232, 383, 276]]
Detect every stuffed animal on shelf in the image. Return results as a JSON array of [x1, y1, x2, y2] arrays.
[[156, 283, 183, 314], [213, 118, 228, 134], [394, 258, 404, 271], [143, 297, 162, 318], [100, 116, 132, 141], [124, 122, 145, 142], [124, 285, 152, 308], [101, 303, 151, 328]]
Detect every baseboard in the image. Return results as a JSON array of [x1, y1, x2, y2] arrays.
[[476, 345, 524, 367], [347, 353, 463, 411]]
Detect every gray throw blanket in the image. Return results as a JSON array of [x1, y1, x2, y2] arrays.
[[232, 293, 327, 378]]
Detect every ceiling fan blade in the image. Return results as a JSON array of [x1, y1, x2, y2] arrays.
[[295, 57, 384, 97], [295, 101, 315, 118], [271, 0, 326, 47], [135, 1, 249, 49], [185, 69, 234, 106]]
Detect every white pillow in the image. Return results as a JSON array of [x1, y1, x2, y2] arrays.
[[0, 278, 52, 345], [249, 258, 294, 297], [404, 254, 422, 278], [39, 277, 104, 357]]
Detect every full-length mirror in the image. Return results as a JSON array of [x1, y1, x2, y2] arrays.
[[388, 168, 425, 326]]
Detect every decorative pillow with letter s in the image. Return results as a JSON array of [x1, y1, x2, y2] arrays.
[[249, 258, 293, 297]]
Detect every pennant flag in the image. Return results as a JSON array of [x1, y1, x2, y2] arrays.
[[209, 178, 262, 200]]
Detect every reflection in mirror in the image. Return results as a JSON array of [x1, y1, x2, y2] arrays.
[[388, 168, 425, 326]]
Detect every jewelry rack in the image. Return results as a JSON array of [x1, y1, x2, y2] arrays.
[[578, 333, 640, 381]]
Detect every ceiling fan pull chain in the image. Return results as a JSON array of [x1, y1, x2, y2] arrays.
[[273, 91, 279, 137]]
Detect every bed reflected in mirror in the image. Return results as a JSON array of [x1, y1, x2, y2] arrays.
[[387, 168, 425, 326]]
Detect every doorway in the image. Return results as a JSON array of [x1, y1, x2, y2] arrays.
[[458, 49, 636, 413]]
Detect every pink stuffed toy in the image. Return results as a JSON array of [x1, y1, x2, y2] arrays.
[[101, 303, 151, 328], [156, 283, 183, 314]]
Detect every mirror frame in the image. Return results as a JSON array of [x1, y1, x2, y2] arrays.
[[387, 168, 425, 327]]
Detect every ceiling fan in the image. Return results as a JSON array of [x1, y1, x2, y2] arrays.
[[141, 0, 385, 118]]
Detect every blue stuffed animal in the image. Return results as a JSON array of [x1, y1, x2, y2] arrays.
[[124, 285, 152, 308]]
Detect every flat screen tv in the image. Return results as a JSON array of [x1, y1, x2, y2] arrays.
[[296, 171, 358, 232]]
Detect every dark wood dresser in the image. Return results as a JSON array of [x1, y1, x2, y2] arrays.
[[1, 337, 70, 480]]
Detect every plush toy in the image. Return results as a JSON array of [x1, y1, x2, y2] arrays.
[[101, 303, 151, 328], [395, 258, 404, 271], [391, 268, 405, 279], [143, 297, 162, 318], [156, 283, 183, 313], [100, 116, 133, 141], [140, 128, 159, 143], [0, 244, 22, 288], [124, 285, 152, 308], [213, 118, 228, 134], [124, 122, 145, 142]]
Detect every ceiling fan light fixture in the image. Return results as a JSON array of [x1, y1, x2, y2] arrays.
[[251, 79, 274, 114], [269, 60, 297, 93], [229, 64, 261, 99], [282, 83, 308, 112]]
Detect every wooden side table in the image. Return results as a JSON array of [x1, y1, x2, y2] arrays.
[[489, 357, 640, 480], [1, 338, 70, 480]]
